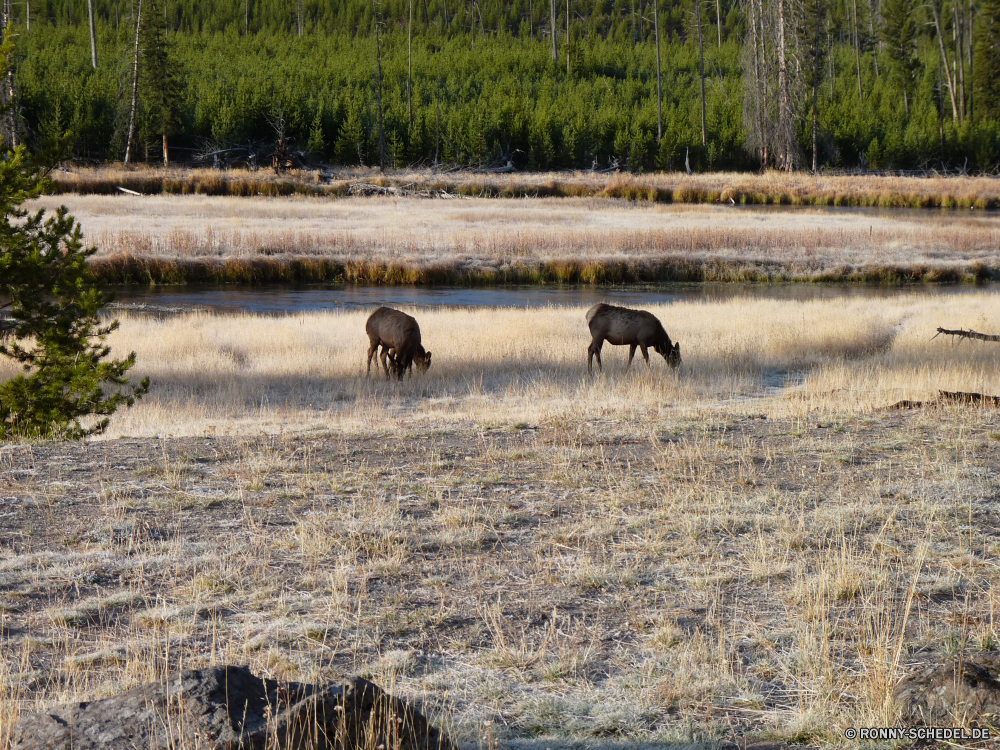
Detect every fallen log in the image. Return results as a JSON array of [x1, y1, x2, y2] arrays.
[[886, 391, 1000, 410], [939, 390, 1000, 406], [887, 399, 927, 410], [933, 327, 1000, 342]]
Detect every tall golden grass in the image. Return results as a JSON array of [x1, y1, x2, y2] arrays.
[[52, 165, 1000, 209], [37, 193, 1000, 285], [35, 291, 993, 438], [2, 293, 999, 748]]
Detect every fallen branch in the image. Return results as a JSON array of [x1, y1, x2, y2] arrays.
[[886, 390, 1000, 410], [117, 186, 143, 196], [933, 327, 1000, 342], [939, 390, 1000, 406]]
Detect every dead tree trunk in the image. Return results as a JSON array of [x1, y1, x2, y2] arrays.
[[565, 0, 570, 73], [716, 0, 721, 45], [124, 0, 142, 166], [777, 0, 793, 170], [696, 0, 706, 146], [934, 327, 1000, 342], [374, 2, 387, 170], [87, 0, 98, 68], [654, 0, 662, 143], [932, 1, 960, 121], [852, 0, 863, 102], [408, 0, 413, 128], [953, 0, 966, 120], [550, 0, 557, 61]]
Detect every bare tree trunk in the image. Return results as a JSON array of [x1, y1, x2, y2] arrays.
[[953, 0, 966, 120], [696, 0, 706, 145], [565, 0, 569, 73], [296, 0, 303, 35], [0, 0, 13, 148], [812, 0, 822, 171], [746, 0, 765, 168], [87, 0, 98, 68], [654, 0, 662, 143], [757, 0, 768, 167], [829, 29, 834, 98], [550, 0, 557, 61], [852, 0, 863, 102], [408, 0, 413, 128], [868, 0, 879, 76], [24, 0, 27, 30], [244, 0, 248, 34], [434, 91, 440, 164], [931, 1, 960, 121], [777, 0, 792, 170], [968, 1, 973, 118], [374, 2, 386, 169], [716, 0, 721, 45], [163, 133, 168, 166], [124, 0, 142, 165]]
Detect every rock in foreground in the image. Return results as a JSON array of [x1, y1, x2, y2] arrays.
[[894, 657, 1000, 725], [14, 665, 456, 750]]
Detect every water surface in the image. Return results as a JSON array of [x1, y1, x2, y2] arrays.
[[108, 283, 996, 315]]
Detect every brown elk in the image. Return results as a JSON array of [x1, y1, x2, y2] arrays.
[[365, 307, 432, 380], [586, 303, 681, 373]]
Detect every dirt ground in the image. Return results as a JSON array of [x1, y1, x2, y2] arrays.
[[2, 406, 999, 748]]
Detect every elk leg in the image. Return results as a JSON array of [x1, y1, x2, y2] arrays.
[[366, 342, 378, 376], [626, 344, 637, 371], [640, 344, 650, 368], [380, 346, 392, 380], [588, 339, 603, 373]]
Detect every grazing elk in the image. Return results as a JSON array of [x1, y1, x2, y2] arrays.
[[365, 307, 432, 380], [586, 303, 681, 373]]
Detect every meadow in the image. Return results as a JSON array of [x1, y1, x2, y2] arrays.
[[2, 293, 1000, 748], [52, 168, 1000, 210], [33, 189, 1000, 285]]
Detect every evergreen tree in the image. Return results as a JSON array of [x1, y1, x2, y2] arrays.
[[975, 0, 1000, 120], [881, 0, 917, 114], [137, 0, 183, 163], [0, 142, 149, 439]]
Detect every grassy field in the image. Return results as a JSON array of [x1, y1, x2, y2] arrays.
[[2, 294, 1000, 748], [32, 192, 1000, 285], [51, 166, 1000, 210]]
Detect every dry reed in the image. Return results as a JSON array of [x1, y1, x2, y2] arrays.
[[33, 193, 1000, 286], [52, 165, 1000, 210]]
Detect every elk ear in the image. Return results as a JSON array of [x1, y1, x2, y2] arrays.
[[674, 343, 680, 353], [426, 351, 432, 364]]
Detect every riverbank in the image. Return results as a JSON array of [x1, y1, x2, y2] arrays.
[[33, 194, 1000, 286], [52, 165, 1000, 210]]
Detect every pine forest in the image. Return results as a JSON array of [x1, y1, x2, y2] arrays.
[[10, 0, 1000, 171]]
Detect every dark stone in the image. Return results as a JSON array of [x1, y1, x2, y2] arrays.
[[893, 657, 1000, 725], [13, 665, 457, 750]]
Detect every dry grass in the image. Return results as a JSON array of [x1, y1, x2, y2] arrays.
[[64, 291, 999, 437], [32, 193, 1000, 285], [2, 294, 1000, 748], [52, 165, 1000, 210]]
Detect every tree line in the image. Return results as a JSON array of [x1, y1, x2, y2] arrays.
[[9, 0, 1000, 171]]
